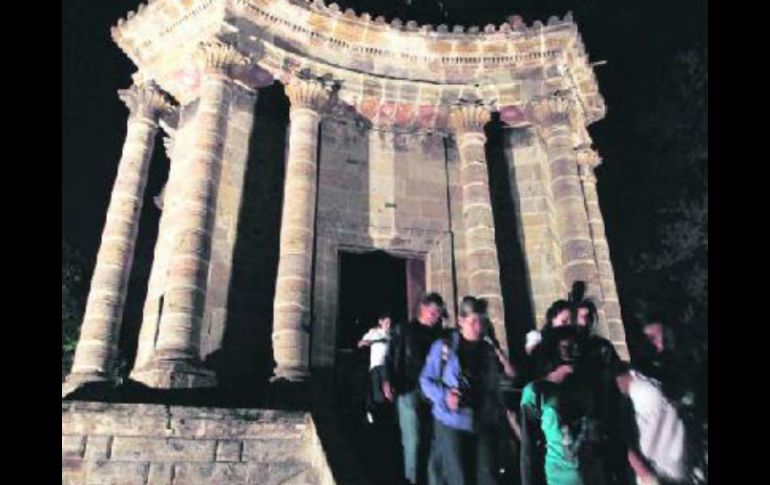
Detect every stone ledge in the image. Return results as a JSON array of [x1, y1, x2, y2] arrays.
[[62, 402, 334, 484]]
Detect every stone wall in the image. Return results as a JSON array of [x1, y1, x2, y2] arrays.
[[62, 402, 335, 485], [311, 120, 462, 367], [200, 87, 258, 361], [503, 127, 565, 327], [206, 84, 290, 390]]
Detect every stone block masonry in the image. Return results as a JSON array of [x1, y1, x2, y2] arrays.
[[62, 402, 336, 484]]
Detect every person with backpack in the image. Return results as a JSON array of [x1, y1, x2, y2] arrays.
[[520, 325, 609, 485], [383, 292, 447, 485], [420, 296, 516, 485]]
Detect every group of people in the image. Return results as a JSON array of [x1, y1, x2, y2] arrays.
[[355, 289, 701, 485]]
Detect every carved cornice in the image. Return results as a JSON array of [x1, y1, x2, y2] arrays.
[[115, 1, 577, 45], [110, 0, 605, 127]]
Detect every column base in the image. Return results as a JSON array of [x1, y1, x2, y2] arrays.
[[270, 365, 310, 383], [130, 359, 217, 389], [62, 372, 113, 399]]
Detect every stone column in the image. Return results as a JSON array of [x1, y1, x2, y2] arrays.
[[63, 82, 173, 395], [577, 147, 628, 357], [530, 96, 603, 313], [130, 41, 246, 388], [449, 103, 507, 349], [271, 77, 330, 381], [132, 128, 183, 373]]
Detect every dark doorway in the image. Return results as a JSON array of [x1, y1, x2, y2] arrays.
[[334, 250, 414, 485], [337, 250, 409, 350]]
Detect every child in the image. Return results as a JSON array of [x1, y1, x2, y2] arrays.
[[358, 310, 392, 423]]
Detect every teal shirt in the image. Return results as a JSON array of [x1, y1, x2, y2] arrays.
[[521, 382, 584, 485]]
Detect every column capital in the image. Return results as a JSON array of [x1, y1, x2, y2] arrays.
[[528, 92, 576, 127], [285, 77, 332, 113], [448, 102, 491, 134], [576, 148, 601, 185], [196, 40, 249, 76], [118, 82, 175, 122], [576, 146, 602, 168]]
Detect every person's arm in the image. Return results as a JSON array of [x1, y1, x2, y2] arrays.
[[628, 449, 658, 484], [524, 330, 542, 355], [602, 338, 622, 372], [357, 329, 376, 348], [520, 385, 543, 485], [620, 385, 657, 483], [495, 347, 517, 378], [420, 341, 449, 407], [382, 325, 401, 401]]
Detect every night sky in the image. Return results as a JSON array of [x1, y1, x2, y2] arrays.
[[62, 0, 707, 324]]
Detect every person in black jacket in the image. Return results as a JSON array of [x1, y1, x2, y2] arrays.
[[574, 299, 630, 485], [383, 292, 446, 485]]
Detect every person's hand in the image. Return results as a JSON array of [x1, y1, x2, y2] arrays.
[[525, 344, 537, 355], [638, 475, 660, 485], [547, 364, 574, 383], [495, 349, 516, 378], [382, 381, 394, 402], [628, 449, 658, 485], [445, 388, 461, 411], [357, 340, 370, 349]]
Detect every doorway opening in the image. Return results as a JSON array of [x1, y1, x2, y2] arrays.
[[334, 249, 425, 484]]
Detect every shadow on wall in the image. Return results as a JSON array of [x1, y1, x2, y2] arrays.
[[209, 83, 290, 402], [485, 115, 535, 366]]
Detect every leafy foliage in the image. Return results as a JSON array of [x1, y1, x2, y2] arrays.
[[62, 241, 89, 380]]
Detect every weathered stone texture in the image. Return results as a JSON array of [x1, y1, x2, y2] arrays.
[[450, 104, 507, 346], [62, 402, 332, 485], [65, 82, 172, 393], [311, 120, 460, 366], [200, 86, 258, 362], [272, 78, 331, 381]]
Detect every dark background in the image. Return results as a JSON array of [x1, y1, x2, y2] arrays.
[[63, 0, 707, 407]]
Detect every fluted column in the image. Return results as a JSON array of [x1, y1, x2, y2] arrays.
[[130, 41, 246, 388], [63, 82, 173, 395], [271, 77, 330, 381], [530, 95, 603, 312], [577, 147, 628, 357], [449, 103, 507, 349]]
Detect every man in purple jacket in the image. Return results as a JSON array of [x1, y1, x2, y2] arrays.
[[420, 297, 516, 485]]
